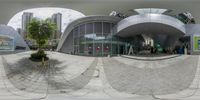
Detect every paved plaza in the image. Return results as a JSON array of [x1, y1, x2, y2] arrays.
[[1, 51, 200, 100], [103, 55, 198, 95]]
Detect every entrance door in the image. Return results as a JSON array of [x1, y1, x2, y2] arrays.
[[94, 43, 103, 56], [86, 43, 93, 56], [103, 43, 111, 56], [119, 45, 125, 55]]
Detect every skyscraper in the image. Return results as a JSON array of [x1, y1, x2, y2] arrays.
[[22, 12, 33, 39], [51, 13, 62, 40]]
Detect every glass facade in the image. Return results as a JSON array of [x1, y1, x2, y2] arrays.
[[0, 35, 14, 51], [63, 21, 185, 56], [69, 21, 127, 56]]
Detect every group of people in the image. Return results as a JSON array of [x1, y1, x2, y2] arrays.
[[133, 45, 188, 55], [152, 46, 187, 54]]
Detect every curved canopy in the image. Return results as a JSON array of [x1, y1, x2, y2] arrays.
[[134, 8, 171, 14], [117, 14, 186, 38]]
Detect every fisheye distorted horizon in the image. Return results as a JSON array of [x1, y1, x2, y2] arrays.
[[7, 7, 85, 33]]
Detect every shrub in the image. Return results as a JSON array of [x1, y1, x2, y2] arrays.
[[30, 50, 48, 62]]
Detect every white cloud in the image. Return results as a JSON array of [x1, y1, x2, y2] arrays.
[[7, 7, 85, 33]]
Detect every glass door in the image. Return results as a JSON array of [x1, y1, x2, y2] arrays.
[[94, 43, 103, 56], [103, 43, 111, 56]]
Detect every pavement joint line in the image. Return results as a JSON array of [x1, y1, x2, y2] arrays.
[[1, 52, 200, 99]]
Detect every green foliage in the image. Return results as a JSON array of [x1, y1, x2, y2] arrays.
[[28, 18, 57, 48], [28, 18, 57, 61]]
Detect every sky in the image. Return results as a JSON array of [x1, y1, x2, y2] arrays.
[[7, 7, 85, 33]]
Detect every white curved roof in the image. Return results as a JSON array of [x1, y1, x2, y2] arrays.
[[117, 14, 186, 37], [134, 8, 170, 14]]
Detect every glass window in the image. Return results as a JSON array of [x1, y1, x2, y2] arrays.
[[70, 21, 121, 56], [74, 37, 79, 46], [94, 22, 102, 34], [80, 24, 85, 36], [103, 22, 111, 34], [73, 27, 79, 37], [86, 43, 93, 55], [79, 36, 85, 52], [86, 23, 93, 34], [96, 34, 102, 37], [0, 36, 14, 51], [103, 43, 111, 55]]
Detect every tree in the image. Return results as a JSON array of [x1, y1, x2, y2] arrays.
[[28, 18, 57, 61]]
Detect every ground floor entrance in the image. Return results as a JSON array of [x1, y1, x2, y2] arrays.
[[73, 35, 191, 56], [74, 40, 125, 56]]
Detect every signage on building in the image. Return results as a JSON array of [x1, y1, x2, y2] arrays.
[[193, 35, 200, 51]]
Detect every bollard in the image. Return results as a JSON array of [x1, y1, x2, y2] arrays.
[[184, 47, 187, 55], [42, 57, 45, 66]]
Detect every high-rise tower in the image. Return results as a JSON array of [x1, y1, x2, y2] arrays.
[[22, 12, 33, 39]]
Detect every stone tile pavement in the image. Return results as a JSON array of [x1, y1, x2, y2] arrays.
[[0, 51, 200, 100]]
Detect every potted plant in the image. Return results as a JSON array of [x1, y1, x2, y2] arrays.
[[28, 18, 57, 61]]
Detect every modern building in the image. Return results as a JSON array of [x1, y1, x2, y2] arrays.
[[51, 13, 62, 40], [22, 12, 33, 39], [48, 13, 62, 50], [57, 8, 200, 56], [0, 25, 29, 51]]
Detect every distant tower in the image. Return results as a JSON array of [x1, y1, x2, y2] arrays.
[[17, 28, 23, 37], [51, 13, 62, 40], [22, 12, 33, 39]]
